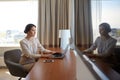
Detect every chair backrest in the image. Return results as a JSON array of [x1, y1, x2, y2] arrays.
[[4, 49, 21, 63], [4, 49, 28, 78]]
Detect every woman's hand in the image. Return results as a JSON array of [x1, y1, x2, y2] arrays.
[[84, 49, 91, 52], [83, 49, 89, 53], [51, 51, 56, 54], [44, 50, 56, 54], [48, 54, 54, 58], [40, 53, 54, 58], [86, 54, 101, 58], [85, 54, 96, 58]]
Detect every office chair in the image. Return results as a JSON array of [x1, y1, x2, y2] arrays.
[[112, 47, 120, 73], [114, 47, 120, 61], [4, 49, 28, 80]]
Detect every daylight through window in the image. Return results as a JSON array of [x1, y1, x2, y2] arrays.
[[0, 0, 38, 47]]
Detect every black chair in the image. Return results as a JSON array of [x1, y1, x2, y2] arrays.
[[4, 49, 28, 80], [114, 47, 120, 62], [112, 47, 120, 73]]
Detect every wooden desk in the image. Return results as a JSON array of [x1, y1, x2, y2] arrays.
[[82, 54, 120, 80], [91, 58, 120, 80], [25, 48, 76, 80], [76, 47, 120, 80]]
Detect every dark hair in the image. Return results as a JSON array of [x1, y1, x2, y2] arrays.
[[24, 24, 36, 33], [99, 23, 111, 33]]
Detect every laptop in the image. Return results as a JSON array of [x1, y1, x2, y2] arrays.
[[51, 44, 69, 59]]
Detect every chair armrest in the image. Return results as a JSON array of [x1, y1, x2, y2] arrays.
[[5, 60, 28, 77]]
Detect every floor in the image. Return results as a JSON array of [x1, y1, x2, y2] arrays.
[[0, 68, 19, 80]]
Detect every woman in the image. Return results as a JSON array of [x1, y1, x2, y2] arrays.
[[19, 23, 54, 72], [83, 23, 117, 61]]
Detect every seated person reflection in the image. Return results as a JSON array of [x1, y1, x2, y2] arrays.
[[19, 24, 55, 72], [83, 23, 117, 63]]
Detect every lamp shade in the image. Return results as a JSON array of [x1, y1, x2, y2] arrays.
[[59, 29, 70, 50]]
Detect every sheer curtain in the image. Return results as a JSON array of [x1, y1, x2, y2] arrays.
[[73, 0, 93, 49], [38, 0, 70, 47]]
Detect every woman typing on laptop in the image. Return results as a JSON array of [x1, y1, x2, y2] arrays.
[[83, 23, 117, 64], [19, 23, 55, 72]]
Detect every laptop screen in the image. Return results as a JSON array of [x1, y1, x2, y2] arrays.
[[61, 44, 69, 54], [51, 44, 70, 58]]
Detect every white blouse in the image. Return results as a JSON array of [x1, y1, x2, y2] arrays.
[[88, 36, 117, 57], [20, 37, 51, 58]]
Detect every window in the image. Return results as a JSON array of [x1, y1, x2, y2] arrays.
[[0, 0, 38, 47], [91, 0, 120, 45]]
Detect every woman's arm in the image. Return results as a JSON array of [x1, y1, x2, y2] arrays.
[[83, 37, 99, 53], [36, 38, 54, 53]]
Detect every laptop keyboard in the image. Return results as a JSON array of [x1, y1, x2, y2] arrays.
[[52, 53, 63, 57]]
